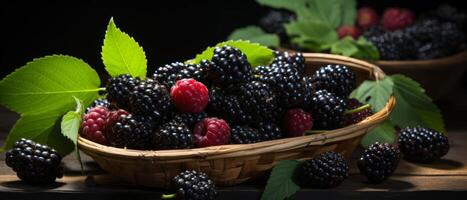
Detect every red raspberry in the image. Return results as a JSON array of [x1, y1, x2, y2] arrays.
[[193, 118, 230, 147], [81, 106, 110, 144], [337, 25, 362, 39], [357, 7, 379, 29], [170, 78, 209, 113], [344, 98, 373, 126], [104, 109, 130, 134], [382, 8, 415, 31], [282, 109, 313, 137]]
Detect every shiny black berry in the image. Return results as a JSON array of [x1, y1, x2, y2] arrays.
[[237, 80, 280, 122], [230, 125, 263, 144], [107, 114, 154, 150], [309, 65, 356, 98], [209, 46, 253, 86], [398, 126, 449, 163], [168, 170, 218, 200], [153, 62, 209, 88], [129, 78, 172, 123], [297, 152, 349, 188], [153, 121, 194, 150], [106, 74, 140, 110], [85, 98, 111, 113], [309, 90, 347, 130], [358, 143, 401, 183], [208, 87, 252, 125]]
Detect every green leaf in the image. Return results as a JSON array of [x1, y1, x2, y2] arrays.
[[228, 26, 280, 48], [61, 97, 83, 145], [361, 120, 397, 147], [0, 112, 74, 156], [390, 75, 445, 133], [341, 0, 357, 25], [0, 55, 101, 115], [330, 37, 380, 60], [261, 160, 300, 200], [190, 40, 274, 67], [102, 18, 147, 79], [285, 19, 338, 51], [350, 76, 393, 112]]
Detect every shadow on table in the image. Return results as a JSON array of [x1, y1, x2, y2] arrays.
[[1, 180, 65, 190], [347, 175, 416, 191], [415, 159, 464, 170]]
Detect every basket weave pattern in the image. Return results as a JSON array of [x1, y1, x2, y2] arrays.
[[78, 53, 396, 187]]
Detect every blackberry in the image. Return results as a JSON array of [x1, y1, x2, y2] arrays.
[[237, 80, 279, 122], [209, 46, 253, 86], [208, 87, 252, 125], [172, 112, 208, 128], [358, 143, 401, 183], [398, 126, 449, 163], [272, 51, 306, 76], [153, 121, 194, 150], [344, 98, 373, 125], [309, 65, 356, 98], [106, 74, 140, 109], [230, 125, 262, 144], [309, 90, 346, 130], [436, 4, 467, 27], [168, 170, 218, 200], [107, 114, 154, 150], [153, 62, 209, 88], [259, 10, 296, 41], [129, 78, 172, 123], [85, 98, 110, 113], [5, 139, 63, 184], [297, 152, 349, 188], [255, 122, 283, 141], [365, 28, 416, 60]]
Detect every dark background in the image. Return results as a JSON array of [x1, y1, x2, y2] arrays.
[[1, 0, 466, 84]]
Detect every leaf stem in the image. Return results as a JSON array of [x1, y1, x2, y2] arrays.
[[345, 104, 371, 114], [161, 194, 176, 199], [99, 87, 106, 91]]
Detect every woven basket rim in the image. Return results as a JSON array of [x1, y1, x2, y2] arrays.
[[374, 50, 467, 66], [78, 53, 395, 161]]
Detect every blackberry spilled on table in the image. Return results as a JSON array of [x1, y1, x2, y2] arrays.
[[309, 90, 347, 130], [166, 170, 218, 200], [309, 65, 356, 98], [208, 87, 252, 125], [208, 46, 253, 86], [153, 62, 209, 88], [358, 142, 401, 183], [153, 121, 194, 150], [297, 151, 349, 188], [107, 114, 154, 150], [237, 80, 279, 122], [259, 10, 296, 41], [106, 74, 140, 110], [398, 126, 449, 163], [230, 125, 263, 144], [85, 98, 110, 113], [129, 78, 171, 123], [5, 139, 63, 184]]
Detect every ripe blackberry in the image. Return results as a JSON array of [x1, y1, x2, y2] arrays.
[[309, 65, 356, 98], [85, 98, 110, 113], [237, 80, 279, 122], [153, 62, 209, 88], [81, 106, 110, 145], [172, 112, 208, 128], [106, 74, 140, 109], [209, 46, 253, 86], [153, 121, 194, 150], [129, 78, 172, 122], [297, 152, 349, 188], [5, 139, 63, 184], [255, 122, 283, 141], [273, 51, 305, 76], [398, 126, 449, 163], [194, 118, 231, 147], [344, 98, 373, 125], [230, 125, 262, 144], [208, 87, 252, 125], [309, 90, 347, 130], [358, 143, 401, 183], [365, 28, 415, 60], [167, 170, 218, 200], [259, 10, 296, 41], [107, 114, 154, 150]]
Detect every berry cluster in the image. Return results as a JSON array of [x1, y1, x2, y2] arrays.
[[79, 46, 369, 150]]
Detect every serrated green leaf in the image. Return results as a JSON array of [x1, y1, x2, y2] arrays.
[[330, 37, 380, 60], [285, 19, 338, 51], [390, 75, 445, 133], [102, 18, 147, 79], [228, 26, 280, 48], [341, 0, 357, 25], [261, 160, 300, 200], [0, 112, 74, 156], [190, 40, 274, 67], [61, 97, 83, 145], [361, 120, 397, 147], [350, 76, 393, 112], [0, 55, 100, 115]]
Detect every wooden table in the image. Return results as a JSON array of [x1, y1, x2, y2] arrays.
[[1, 91, 467, 199]]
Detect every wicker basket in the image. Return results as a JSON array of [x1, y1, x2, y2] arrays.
[[78, 53, 396, 188]]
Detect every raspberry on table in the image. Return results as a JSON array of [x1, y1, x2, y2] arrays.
[[358, 142, 401, 183], [5, 139, 63, 184], [164, 170, 218, 200], [398, 126, 449, 163], [81, 106, 110, 145], [153, 121, 194, 150], [106, 74, 140, 110], [282, 108, 313, 137], [297, 151, 349, 188], [193, 118, 231, 148], [170, 78, 209, 113]]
